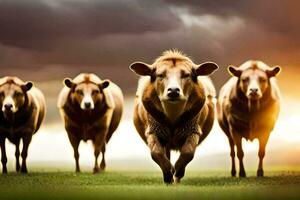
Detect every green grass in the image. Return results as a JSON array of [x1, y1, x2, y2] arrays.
[[0, 170, 300, 200]]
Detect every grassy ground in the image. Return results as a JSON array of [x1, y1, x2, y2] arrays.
[[0, 170, 299, 200]]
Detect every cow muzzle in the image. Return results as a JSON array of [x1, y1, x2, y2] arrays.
[[2, 97, 17, 113], [247, 87, 262, 100], [80, 95, 95, 110]]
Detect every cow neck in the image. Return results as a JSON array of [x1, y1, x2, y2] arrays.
[[143, 87, 204, 129]]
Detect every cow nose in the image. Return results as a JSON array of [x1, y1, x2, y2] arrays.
[[167, 87, 180, 98], [4, 103, 13, 110], [250, 88, 258, 94], [84, 102, 91, 109]]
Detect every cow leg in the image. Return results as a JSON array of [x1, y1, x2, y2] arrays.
[[68, 134, 81, 173], [257, 133, 270, 177], [165, 147, 171, 160], [233, 134, 246, 177], [100, 145, 106, 170], [21, 135, 32, 173], [228, 137, 236, 177], [15, 138, 21, 172], [93, 144, 101, 174], [0, 138, 7, 174], [174, 134, 199, 183], [148, 134, 174, 184], [93, 133, 106, 174]]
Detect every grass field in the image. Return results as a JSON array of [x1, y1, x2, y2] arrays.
[[0, 169, 299, 200]]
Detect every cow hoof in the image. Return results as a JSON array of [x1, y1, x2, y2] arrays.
[[100, 163, 106, 171], [93, 167, 100, 174], [2, 169, 7, 174], [239, 171, 246, 178], [257, 169, 264, 177], [164, 179, 174, 185], [174, 177, 181, 184], [16, 165, 20, 173], [21, 166, 28, 174], [163, 172, 174, 184], [231, 170, 237, 177]]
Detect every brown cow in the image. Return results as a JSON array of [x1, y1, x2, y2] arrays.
[[58, 73, 123, 173], [0, 76, 46, 174], [130, 50, 218, 184], [217, 60, 281, 177]]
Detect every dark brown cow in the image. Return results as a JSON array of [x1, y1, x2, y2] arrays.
[[130, 50, 218, 184], [58, 73, 123, 173], [217, 60, 281, 177], [0, 76, 46, 174]]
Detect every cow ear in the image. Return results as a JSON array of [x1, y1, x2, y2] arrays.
[[64, 78, 75, 88], [266, 66, 281, 78], [100, 79, 110, 90], [129, 62, 153, 76], [22, 81, 33, 92], [228, 65, 242, 77], [195, 62, 219, 76]]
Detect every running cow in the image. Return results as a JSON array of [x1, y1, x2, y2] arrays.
[[0, 76, 46, 174], [58, 73, 123, 173], [130, 50, 219, 183], [217, 60, 281, 177]]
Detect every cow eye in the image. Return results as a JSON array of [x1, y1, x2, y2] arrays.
[[0, 92, 4, 98], [157, 74, 165, 79], [181, 73, 190, 78], [241, 77, 249, 83], [14, 92, 22, 97], [260, 78, 267, 83], [92, 90, 100, 95], [75, 90, 83, 95]]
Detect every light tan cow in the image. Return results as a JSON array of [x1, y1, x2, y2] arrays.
[[0, 76, 46, 173], [217, 60, 281, 177], [58, 73, 123, 173], [130, 50, 218, 183]]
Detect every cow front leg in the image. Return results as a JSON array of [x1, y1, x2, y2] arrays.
[[233, 134, 246, 177], [148, 134, 174, 184], [21, 135, 32, 173], [174, 134, 199, 183], [100, 145, 106, 170], [165, 147, 171, 160], [257, 133, 270, 177], [228, 137, 236, 177], [0, 138, 7, 174], [68, 133, 81, 173], [93, 132, 106, 174], [15, 138, 21, 172]]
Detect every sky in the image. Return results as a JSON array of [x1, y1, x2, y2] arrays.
[[0, 0, 300, 92], [1, 0, 300, 169]]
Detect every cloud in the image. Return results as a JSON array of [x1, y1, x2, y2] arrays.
[[0, 0, 299, 92], [0, 0, 181, 50]]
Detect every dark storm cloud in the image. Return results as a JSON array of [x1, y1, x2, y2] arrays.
[[166, 0, 300, 40], [0, 0, 299, 92], [0, 0, 181, 50]]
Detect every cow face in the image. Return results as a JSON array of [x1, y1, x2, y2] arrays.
[[64, 78, 109, 111], [130, 61, 218, 104], [228, 65, 281, 101], [0, 81, 33, 116]]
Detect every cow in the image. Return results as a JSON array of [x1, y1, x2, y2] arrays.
[[130, 50, 219, 184], [58, 73, 123, 173], [217, 60, 281, 177], [0, 76, 46, 174]]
